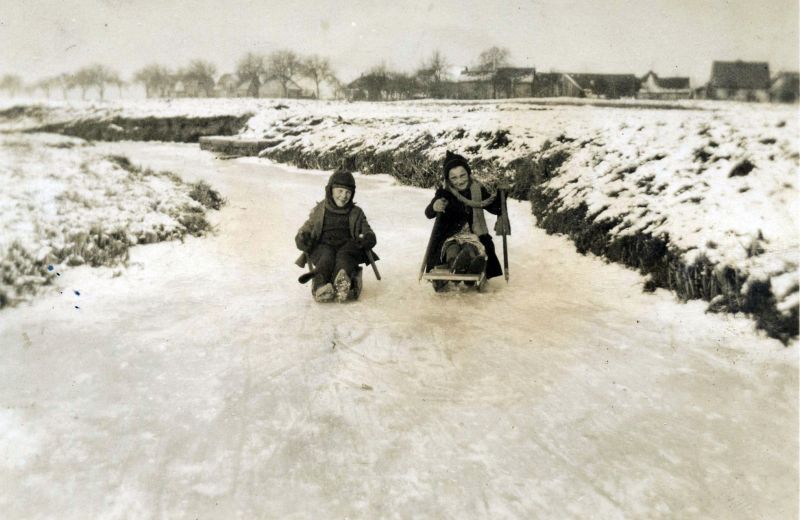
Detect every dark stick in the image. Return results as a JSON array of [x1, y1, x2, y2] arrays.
[[419, 214, 442, 282], [365, 249, 381, 280], [501, 189, 509, 283]]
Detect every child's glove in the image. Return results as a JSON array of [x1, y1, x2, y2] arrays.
[[296, 231, 313, 251], [432, 197, 448, 213], [355, 232, 376, 249]]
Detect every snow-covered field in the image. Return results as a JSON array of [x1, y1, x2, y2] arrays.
[[0, 142, 796, 518], [0, 133, 221, 307]]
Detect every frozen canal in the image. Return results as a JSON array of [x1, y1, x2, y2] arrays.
[[1, 142, 796, 518]]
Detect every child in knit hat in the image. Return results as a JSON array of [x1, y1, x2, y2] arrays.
[[295, 167, 378, 302], [424, 151, 504, 287]]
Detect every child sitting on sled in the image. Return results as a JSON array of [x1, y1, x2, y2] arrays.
[[424, 151, 507, 286], [295, 167, 378, 303]]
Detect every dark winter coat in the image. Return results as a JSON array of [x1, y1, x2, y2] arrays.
[[295, 201, 378, 268], [424, 184, 503, 278]]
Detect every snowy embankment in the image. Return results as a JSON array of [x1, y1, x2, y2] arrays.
[[2, 98, 797, 340], [0, 100, 251, 141], [0, 133, 223, 307]]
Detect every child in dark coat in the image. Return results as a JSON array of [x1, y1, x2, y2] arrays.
[[295, 168, 378, 302], [424, 151, 505, 283]]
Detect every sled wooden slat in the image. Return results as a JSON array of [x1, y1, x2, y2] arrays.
[[422, 271, 483, 282]]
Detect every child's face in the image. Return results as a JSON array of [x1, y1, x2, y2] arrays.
[[448, 166, 470, 191], [331, 186, 352, 207]]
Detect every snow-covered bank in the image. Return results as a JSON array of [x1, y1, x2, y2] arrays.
[[2, 98, 797, 340], [0, 133, 223, 307], [0, 142, 796, 518], [0, 102, 251, 142]]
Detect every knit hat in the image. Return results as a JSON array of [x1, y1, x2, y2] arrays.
[[442, 150, 472, 182], [327, 168, 356, 191], [325, 166, 356, 208]]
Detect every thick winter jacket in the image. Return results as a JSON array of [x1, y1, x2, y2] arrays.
[[295, 201, 378, 267], [424, 185, 503, 278]]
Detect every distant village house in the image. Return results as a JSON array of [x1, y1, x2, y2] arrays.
[[704, 60, 770, 102], [440, 67, 535, 99], [770, 71, 799, 103], [637, 71, 692, 100], [214, 74, 238, 98]]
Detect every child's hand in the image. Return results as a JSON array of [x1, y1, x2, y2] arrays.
[[356, 233, 376, 249], [296, 231, 312, 251], [432, 198, 448, 213]]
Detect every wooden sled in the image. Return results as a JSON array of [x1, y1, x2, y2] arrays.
[[418, 187, 509, 293], [419, 215, 489, 293], [421, 263, 488, 292]]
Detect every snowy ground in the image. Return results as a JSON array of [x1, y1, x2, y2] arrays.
[[0, 133, 218, 307], [0, 142, 796, 518]]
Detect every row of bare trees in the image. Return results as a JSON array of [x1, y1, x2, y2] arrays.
[[133, 60, 218, 98], [234, 50, 337, 98], [1, 46, 509, 101], [352, 46, 512, 100], [133, 50, 338, 99], [1, 50, 340, 100], [2, 65, 125, 100]]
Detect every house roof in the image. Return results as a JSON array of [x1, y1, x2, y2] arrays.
[[452, 71, 493, 83], [710, 61, 770, 89], [236, 79, 255, 92], [657, 77, 690, 89], [641, 71, 690, 90], [566, 73, 639, 90], [216, 73, 238, 87], [771, 71, 799, 83]]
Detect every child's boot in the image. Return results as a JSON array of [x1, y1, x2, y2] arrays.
[[334, 269, 351, 303], [314, 283, 335, 303], [451, 248, 472, 274], [468, 255, 487, 274]]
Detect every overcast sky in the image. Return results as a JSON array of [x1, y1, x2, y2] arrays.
[[2, 0, 797, 85]]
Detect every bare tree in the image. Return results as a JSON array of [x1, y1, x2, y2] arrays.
[[236, 52, 266, 97], [56, 73, 74, 99], [103, 69, 125, 98], [72, 67, 93, 100], [478, 46, 511, 71], [388, 72, 421, 100], [35, 76, 58, 98], [182, 60, 217, 97], [427, 50, 450, 82], [90, 64, 120, 100], [134, 64, 172, 98], [301, 55, 333, 99], [110, 76, 126, 98], [267, 50, 302, 97], [328, 76, 346, 100], [417, 50, 450, 97], [71, 64, 119, 100], [0, 74, 24, 97]]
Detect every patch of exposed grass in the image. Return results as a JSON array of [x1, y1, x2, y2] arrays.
[[188, 181, 225, 210]]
